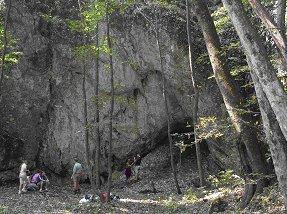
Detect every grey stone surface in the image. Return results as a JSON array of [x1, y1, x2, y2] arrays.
[[0, 0, 223, 180]]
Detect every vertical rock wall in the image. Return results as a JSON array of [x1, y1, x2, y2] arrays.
[[0, 0, 223, 179]]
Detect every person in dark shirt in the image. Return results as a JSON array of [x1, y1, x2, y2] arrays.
[[133, 154, 142, 181], [124, 159, 133, 183]]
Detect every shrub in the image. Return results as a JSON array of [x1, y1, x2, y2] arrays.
[[208, 170, 244, 188]]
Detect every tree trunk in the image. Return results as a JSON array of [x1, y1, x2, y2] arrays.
[[78, 0, 95, 191], [248, 0, 287, 68], [186, 0, 205, 187], [0, 0, 12, 97], [276, 0, 286, 36], [155, 14, 182, 195], [106, 8, 114, 202], [93, 23, 101, 190], [191, 0, 268, 176], [222, 0, 287, 145], [82, 65, 95, 190], [251, 70, 287, 208]]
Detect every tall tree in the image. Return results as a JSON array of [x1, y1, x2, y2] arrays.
[[106, 3, 115, 201], [222, 0, 287, 206], [155, 9, 182, 194], [136, 3, 182, 194], [186, 0, 205, 187], [247, 0, 287, 69], [250, 68, 287, 208], [92, 23, 101, 190], [276, 0, 286, 36], [221, 0, 287, 149], [0, 0, 12, 97], [191, 0, 268, 179], [77, 0, 95, 190]]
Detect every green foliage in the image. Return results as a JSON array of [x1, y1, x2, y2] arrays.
[[195, 53, 210, 66], [126, 59, 140, 71], [68, 0, 135, 33], [74, 44, 99, 62], [259, 185, 283, 209], [0, 8, 22, 74], [208, 170, 244, 188], [73, 37, 111, 62], [230, 65, 250, 77], [212, 6, 232, 33], [162, 196, 180, 212], [197, 116, 233, 139], [0, 206, 8, 214], [112, 171, 122, 180], [183, 188, 201, 202], [116, 94, 137, 109]]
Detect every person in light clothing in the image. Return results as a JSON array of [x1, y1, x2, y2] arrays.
[[18, 160, 28, 194], [71, 158, 83, 193], [133, 154, 142, 181]]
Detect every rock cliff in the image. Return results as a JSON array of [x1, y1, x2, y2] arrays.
[[0, 0, 223, 181]]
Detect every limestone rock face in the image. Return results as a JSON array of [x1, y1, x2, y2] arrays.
[[0, 0, 223, 180]]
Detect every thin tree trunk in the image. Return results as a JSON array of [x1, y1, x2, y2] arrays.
[[78, 0, 95, 190], [82, 65, 95, 190], [155, 13, 182, 195], [186, 0, 204, 187], [106, 8, 114, 202], [276, 0, 286, 36], [222, 0, 287, 146], [251, 70, 287, 208], [0, 0, 12, 97], [191, 0, 268, 176], [248, 0, 287, 68], [93, 23, 101, 190]]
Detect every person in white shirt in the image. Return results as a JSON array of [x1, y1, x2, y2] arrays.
[[18, 160, 28, 194]]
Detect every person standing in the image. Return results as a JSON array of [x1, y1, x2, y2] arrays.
[[71, 158, 83, 194], [18, 160, 28, 194], [124, 159, 133, 183], [133, 154, 142, 181]]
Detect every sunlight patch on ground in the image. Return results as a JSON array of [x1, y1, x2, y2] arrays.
[[117, 207, 130, 212], [120, 198, 160, 205], [51, 210, 72, 214]]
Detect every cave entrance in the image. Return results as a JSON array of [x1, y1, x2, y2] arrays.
[[170, 120, 210, 168]]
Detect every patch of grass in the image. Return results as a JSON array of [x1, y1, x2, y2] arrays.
[[259, 185, 283, 208], [162, 196, 180, 212], [64, 203, 79, 212], [0, 206, 8, 214], [112, 171, 122, 181], [208, 170, 244, 188], [183, 187, 206, 203]]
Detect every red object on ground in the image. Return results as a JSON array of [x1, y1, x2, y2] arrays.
[[100, 192, 108, 202]]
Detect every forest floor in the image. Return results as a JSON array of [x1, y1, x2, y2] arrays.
[[0, 157, 286, 214]]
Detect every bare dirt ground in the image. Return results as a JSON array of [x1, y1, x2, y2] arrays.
[[0, 166, 210, 214], [0, 157, 285, 213]]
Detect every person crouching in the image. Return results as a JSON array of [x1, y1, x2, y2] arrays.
[[31, 170, 49, 192]]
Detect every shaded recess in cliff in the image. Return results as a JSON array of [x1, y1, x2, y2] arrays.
[[0, 129, 24, 183]]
